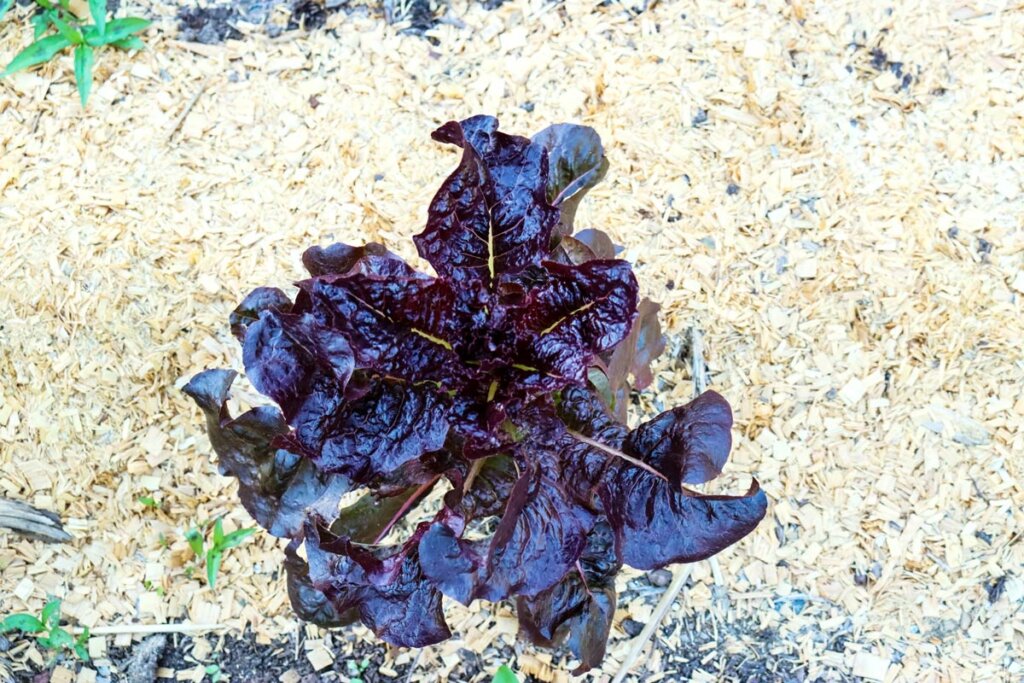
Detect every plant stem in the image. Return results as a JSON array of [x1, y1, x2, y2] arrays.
[[565, 429, 667, 482], [372, 475, 441, 544], [463, 458, 485, 493], [575, 560, 593, 598]]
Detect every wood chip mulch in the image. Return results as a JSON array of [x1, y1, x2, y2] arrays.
[[1, 0, 1022, 681]]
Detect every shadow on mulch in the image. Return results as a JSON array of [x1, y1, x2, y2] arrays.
[[4, 565, 863, 682], [175, 0, 499, 45], [5, 600, 865, 683], [149, 629, 515, 683]]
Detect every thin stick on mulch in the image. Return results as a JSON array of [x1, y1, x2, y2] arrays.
[[71, 623, 228, 636], [403, 648, 425, 683], [611, 326, 710, 683], [167, 78, 212, 142], [611, 564, 693, 683]]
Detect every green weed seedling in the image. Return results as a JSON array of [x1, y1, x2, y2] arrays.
[[492, 665, 519, 683], [0, 598, 89, 663], [185, 518, 255, 590], [344, 657, 370, 682], [0, 0, 150, 107]]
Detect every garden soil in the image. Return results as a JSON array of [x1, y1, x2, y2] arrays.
[[1, 0, 1022, 681]]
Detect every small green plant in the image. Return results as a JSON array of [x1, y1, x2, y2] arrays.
[[344, 657, 369, 682], [0, 0, 151, 107], [204, 664, 223, 682], [138, 495, 159, 509], [185, 518, 255, 590], [0, 598, 90, 662], [492, 665, 519, 683]]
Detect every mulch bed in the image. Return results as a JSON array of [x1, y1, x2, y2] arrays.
[[1, 0, 1022, 681]]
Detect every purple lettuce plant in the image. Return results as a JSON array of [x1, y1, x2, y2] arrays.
[[184, 115, 766, 673]]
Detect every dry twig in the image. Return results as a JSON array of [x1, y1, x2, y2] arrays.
[[168, 79, 211, 142], [611, 326, 710, 682], [71, 623, 228, 636], [610, 565, 693, 683], [403, 648, 426, 683]]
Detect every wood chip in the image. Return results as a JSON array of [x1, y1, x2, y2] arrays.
[[12, 578, 34, 602], [190, 636, 211, 662], [176, 666, 206, 682], [852, 651, 891, 681], [87, 636, 107, 660], [305, 642, 334, 671], [50, 667, 74, 683]]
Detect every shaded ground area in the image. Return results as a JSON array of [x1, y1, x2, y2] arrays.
[[176, 0, 467, 43], [176, 0, 337, 44], [4, 580, 870, 683]]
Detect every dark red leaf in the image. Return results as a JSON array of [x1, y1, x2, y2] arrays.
[[301, 242, 399, 277], [532, 124, 609, 237], [420, 465, 594, 604], [606, 298, 665, 391], [553, 386, 629, 506], [294, 380, 450, 484], [182, 369, 350, 538], [301, 271, 470, 386], [242, 311, 354, 422], [415, 116, 559, 288], [416, 516, 483, 605], [229, 287, 293, 342], [304, 516, 451, 647], [284, 541, 356, 627], [557, 385, 764, 569], [548, 228, 617, 266], [507, 260, 638, 386], [557, 385, 628, 441], [624, 389, 732, 488], [483, 466, 595, 600], [549, 235, 598, 266], [565, 585, 615, 675], [597, 298, 665, 420], [442, 394, 509, 459], [330, 486, 423, 543], [517, 521, 618, 674], [600, 473, 767, 570], [573, 229, 617, 259], [459, 454, 518, 519]]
